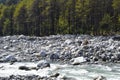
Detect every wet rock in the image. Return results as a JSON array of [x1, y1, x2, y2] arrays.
[[8, 75, 42, 80], [93, 75, 107, 80], [50, 54, 59, 60], [50, 73, 60, 77], [19, 66, 30, 71], [37, 60, 50, 69], [71, 57, 86, 65], [58, 75, 76, 80]]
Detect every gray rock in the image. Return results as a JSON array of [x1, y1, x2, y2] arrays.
[[100, 54, 107, 62], [93, 57, 99, 62], [4, 55, 17, 62], [64, 39, 74, 45], [18, 35, 26, 39], [40, 50, 47, 57], [112, 36, 120, 41], [58, 75, 76, 80], [3, 46, 9, 49], [71, 57, 86, 65], [37, 60, 50, 69], [50, 73, 60, 77], [116, 53, 120, 60], [50, 54, 59, 60], [61, 52, 72, 60]]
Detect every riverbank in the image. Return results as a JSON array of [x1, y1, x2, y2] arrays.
[[0, 35, 120, 80]]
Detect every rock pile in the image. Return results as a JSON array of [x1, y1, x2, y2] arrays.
[[0, 34, 120, 64]]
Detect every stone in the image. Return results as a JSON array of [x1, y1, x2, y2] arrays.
[[19, 66, 30, 71], [62, 53, 72, 60], [58, 75, 76, 80], [18, 35, 26, 39], [93, 57, 99, 62], [50, 54, 59, 60], [93, 76, 107, 80], [40, 50, 47, 57], [5, 55, 17, 62], [112, 36, 120, 41], [37, 60, 50, 69], [71, 57, 86, 65], [64, 39, 74, 45], [100, 54, 107, 62], [110, 56, 116, 62], [3, 46, 9, 49], [116, 53, 120, 60], [50, 73, 60, 77], [82, 39, 89, 45], [75, 39, 82, 46]]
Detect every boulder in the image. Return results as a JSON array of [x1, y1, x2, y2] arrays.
[[18, 35, 26, 39], [93, 57, 99, 62], [64, 39, 74, 45], [100, 54, 107, 62], [76, 39, 82, 46], [61, 53, 72, 60], [19, 66, 30, 71], [4, 55, 17, 62], [3, 46, 9, 49], [37, 60, 50, 69], [71, 57, 86, 65], [50, 54, 59, 60], [112, 36, 120, 41], [40, 50, 47, 57]]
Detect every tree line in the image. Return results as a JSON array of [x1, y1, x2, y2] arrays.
[[0, 0, 120, 36]]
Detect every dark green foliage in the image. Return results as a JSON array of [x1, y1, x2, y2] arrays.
[[0, 0, 120, 36]]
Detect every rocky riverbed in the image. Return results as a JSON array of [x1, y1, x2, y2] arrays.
[[0, 35, 120, 80]]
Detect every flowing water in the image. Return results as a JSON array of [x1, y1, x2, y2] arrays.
[[0, 62, 120, 80]]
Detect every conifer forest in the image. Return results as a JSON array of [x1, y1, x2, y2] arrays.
[[0, 0, 120, 36]]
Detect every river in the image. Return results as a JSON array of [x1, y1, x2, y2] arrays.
[[0, 62, 120, 80]]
